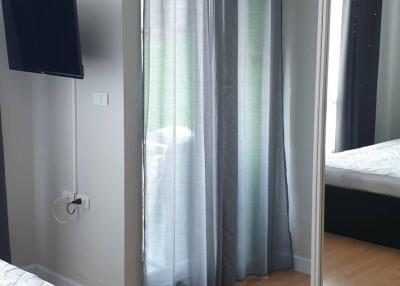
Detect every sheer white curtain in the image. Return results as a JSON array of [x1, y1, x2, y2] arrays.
[[143, 1, 293, 285], [144, 1, 216, 285], [236, 0, 292, 279]]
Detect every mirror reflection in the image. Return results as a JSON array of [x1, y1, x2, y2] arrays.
[[324, 0, 400, 285]]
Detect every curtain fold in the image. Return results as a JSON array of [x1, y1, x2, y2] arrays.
[[214, 0, 238, 285], [0, 113, 10, 263], [335, 0, 383, 152], [235, 0, 292, 280], [143, 0, 292, 285]]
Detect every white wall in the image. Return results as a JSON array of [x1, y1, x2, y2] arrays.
[[122, 0, 142, 284], [0, 0, 142, 285], [283, 0, 319, 260], [375, 0, 400, 143], [0, 10, 35, 266], [30, 0, 127, 284]]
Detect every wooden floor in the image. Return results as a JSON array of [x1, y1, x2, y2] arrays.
[[323, 233, 400, 286], [236, 271, 309, 286], [239, 233, 400, 286]]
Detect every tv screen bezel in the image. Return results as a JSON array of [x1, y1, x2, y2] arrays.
[[1, 0, 84, 79]]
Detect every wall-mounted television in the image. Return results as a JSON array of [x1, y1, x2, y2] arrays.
[[1, 0, 84, 79]]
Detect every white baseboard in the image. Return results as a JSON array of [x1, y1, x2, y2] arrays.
[[22, 256, 310, 285], [294, 255, 311, 275], [22, 264, 83, 286], [21, 264, 36, 273]]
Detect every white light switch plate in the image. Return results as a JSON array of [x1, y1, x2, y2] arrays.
[[93, 91, 109, 106]]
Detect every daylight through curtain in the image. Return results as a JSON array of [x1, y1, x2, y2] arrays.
[[143, 1, 293, 285]]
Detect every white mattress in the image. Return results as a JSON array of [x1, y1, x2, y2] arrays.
[[325, 139, 400, 198], [0, 260, 52, 286]]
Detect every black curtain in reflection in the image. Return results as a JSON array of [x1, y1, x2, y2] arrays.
[[335, 0, 383, 152], [0, 113, 10, 262]]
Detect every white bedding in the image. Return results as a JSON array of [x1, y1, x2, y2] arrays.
[[325, 139, 400, 198], [0, 260, 52, 286]]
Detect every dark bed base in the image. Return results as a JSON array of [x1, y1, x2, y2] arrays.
[[325, 185, 400, 249]]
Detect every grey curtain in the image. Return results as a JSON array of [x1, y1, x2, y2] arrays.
[[215, 0, 239, 284], [0, 113, 10, 262], [143, 0, 292, 285], [335, 0, 383, 152]]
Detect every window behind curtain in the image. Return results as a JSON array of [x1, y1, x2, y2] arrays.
[[326, 0, 344, 155]]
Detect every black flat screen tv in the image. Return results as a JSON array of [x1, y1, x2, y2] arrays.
[[1, 0, 84, 79]]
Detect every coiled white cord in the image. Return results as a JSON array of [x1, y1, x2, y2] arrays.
[[52, 196, 69, 224]]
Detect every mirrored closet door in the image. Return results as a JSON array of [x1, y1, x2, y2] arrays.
[[322, 0, 400, 285]]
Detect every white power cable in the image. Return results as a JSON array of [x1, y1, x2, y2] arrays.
[[52, 196, 69, 224], [72, 79, 78, 196], [52, 79, 79, 224]]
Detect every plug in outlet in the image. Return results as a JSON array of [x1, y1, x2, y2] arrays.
[[76, 194, 90, 209], [61, 190, 90, 209]]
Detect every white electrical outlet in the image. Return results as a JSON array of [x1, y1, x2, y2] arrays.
[[61, 190, 90, 210], [77, 194, 90, 209], [62, 190, 75, 201]]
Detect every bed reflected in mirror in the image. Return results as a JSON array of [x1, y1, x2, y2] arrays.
[[323, 0, 400, 285]]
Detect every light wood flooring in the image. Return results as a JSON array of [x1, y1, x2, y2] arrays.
[[323, 233, 400, 286], [236, 271, 309, 286], [239, 233, 400, 286]]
